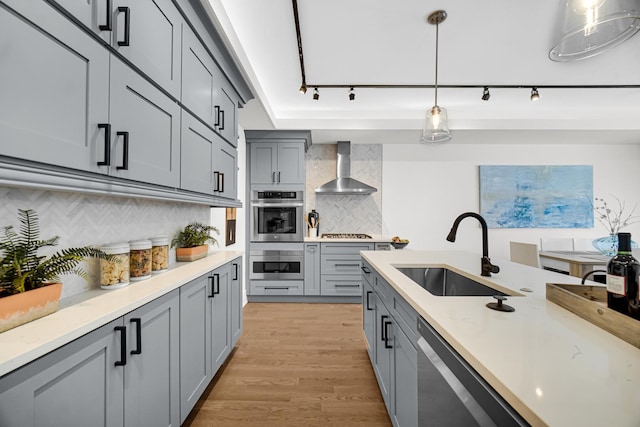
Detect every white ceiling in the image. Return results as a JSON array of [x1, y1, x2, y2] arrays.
[[207, 0, 640, 144]]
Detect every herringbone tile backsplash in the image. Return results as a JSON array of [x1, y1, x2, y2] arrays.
[[305, 144, 382, 235], [1, 187, 210, 298]]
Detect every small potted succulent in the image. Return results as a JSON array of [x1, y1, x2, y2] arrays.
[[171, 221, 219, 262], [0, 209, 110, 332]]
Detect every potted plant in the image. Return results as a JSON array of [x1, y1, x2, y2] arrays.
[[0, 209, 110, 333], [171, 221, 219, 262]]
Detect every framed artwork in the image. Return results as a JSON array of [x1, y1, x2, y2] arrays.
[[479, 165, 593, 229]]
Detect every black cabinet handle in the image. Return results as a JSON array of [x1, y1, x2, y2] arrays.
[[214, 106, 221, 128], [335, 284, 360, 288], [99, 0, 112, 31], [277, 171, 281, 183], [233, 263, 238, 281], [117, 6, 130, 46], [213, 171, 219, 192], [272, 171, 276, 183], [208, 276, 215, 298], [114, 325, 127, 366], [384, 320, 393, 349], [335, 263, 360, 267], [265, 286, 289, 290], [219, 110, 225, 131], [219, 173, 224, 193], [97, 123, 111, 166], [366, 291, 373, 311], [130, 318, 142, 355], [116, 131, 128, 170], [361, 266, 371, 274], [380, 315, 388, 342], [213, 273, 220, 295]]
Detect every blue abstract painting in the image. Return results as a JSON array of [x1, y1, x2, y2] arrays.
[[479, 165, 593, 229]]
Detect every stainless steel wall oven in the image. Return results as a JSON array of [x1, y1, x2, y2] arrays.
[[250, 190, 304, 242]]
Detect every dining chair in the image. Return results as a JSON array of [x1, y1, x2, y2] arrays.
[[539, 238, 574, 252], [510, 241, 541, 268], [572, 238, 596, 252]]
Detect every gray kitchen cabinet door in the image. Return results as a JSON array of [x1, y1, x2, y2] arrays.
[[47, 0, 112, 43], [124, 290, 180, 427], [362, 278, 376, 361], [0, 318, 124, 427], [179, 273, 212, 423], [111, 0, 183, 99], [109, 56, 181, 188], [214, 138, 238, 199], [375, 295, 393, 413], [250, 142, 278, 185], [213, 79, 238, 146], [180, 110, 215, 194], [181, 25, 216, 124], [304, 243, 321, 295], [0, 0, 109, 173], [392, 325, 418, 427], [210, 263, 231, 374], [276, 142, 305, 184], [230, 258, 243, 347]]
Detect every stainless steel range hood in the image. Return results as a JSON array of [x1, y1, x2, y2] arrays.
[[315, 141, 377, 195]]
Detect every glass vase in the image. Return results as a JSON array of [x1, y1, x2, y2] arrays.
[[592, 234, 638, 256]]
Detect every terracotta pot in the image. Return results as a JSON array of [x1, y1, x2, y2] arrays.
[[176, 245, 208, 262], [0, 282, 63, 333]]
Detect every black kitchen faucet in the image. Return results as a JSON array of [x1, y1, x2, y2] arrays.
[[446, 212, 500, 277]]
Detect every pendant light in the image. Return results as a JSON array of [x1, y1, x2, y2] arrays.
[[549, 0, 640, 61], [421, 10, 451, 144]]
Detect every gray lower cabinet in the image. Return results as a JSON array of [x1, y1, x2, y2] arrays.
[[0, 290, 180, 427], [230, 259, 243, 346], [320, 242, 373, 297], [211, 263, 231, 373], [392, 322, 418, 427], [304, 242, 321, 295], [362, 277, 376, 359], [374, 294, 393, 410]]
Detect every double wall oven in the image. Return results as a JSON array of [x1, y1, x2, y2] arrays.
[[250, 190, 304, 285]]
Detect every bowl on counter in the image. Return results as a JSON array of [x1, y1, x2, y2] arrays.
[[391, 241, 409, 250]]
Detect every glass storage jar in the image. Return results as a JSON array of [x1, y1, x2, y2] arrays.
[[150, 235, 169, 273], [129, 239, 152, 281], [100, 242, 130, 290]]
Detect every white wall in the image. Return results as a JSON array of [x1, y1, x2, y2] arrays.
[[381, 142, 640, 261]]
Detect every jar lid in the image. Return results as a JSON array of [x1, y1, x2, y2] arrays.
[[150, 235, 169, 246], [100, 242, 130, 254], [129, 239, 152, 250]]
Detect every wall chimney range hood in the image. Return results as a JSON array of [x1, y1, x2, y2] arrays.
[[315, 141, 377, 195]]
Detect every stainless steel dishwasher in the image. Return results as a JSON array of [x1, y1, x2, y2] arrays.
[[417, 317, 529, 427]]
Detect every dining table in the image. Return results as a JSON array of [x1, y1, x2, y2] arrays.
[[538, 250, 610, 279]]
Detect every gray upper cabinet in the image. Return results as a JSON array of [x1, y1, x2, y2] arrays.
[[181, 110, 216, 194], [181, 25, 216, 124], [249, 142, 305, 186], [214, 139, 238, 199], [0, 0, 109, 172], [107, 57, 181, 187], [47, 0, 112, 43], [213, 79, 238, 146]]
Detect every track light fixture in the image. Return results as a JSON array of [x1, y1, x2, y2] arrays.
[[313, 87, 319, 100], [299, 84, 307, 94], [481, 86, 490, 101], [348, 87, 355, 101], [530, 87, 540, 101]]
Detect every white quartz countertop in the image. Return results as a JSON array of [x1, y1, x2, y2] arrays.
[[361, 250, 640, 427], [0, 251, 243, 378]]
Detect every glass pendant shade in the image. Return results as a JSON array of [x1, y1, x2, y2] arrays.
[[549, 0, 640, 61], [421, 106, 451, 143]]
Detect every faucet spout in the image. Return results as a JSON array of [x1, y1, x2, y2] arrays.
[[447, 212, 500, 277]]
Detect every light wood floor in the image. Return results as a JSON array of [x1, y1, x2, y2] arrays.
[[183, 303, 392, 427]]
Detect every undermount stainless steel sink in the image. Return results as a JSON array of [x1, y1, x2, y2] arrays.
[[396, 267, 513, 297]]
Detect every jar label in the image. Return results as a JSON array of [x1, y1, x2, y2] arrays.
[[606, 274, 626, 296]]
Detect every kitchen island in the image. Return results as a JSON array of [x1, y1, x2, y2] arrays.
[[362, 250, 640, 427]]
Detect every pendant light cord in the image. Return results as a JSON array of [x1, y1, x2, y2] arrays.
[[434, 20, 439, 107]]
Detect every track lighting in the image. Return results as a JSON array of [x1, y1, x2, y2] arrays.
[[348, 87, 355, 101], [530, 87, 540, 101], [313, 87, 319, 100], [481, 86, 490, 101], [299, 84, 307, 94]]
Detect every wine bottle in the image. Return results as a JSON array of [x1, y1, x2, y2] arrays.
[[606, 232, 640, 320]]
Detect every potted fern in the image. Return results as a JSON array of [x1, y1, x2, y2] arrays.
[[0, 209, 110, 332], [171, 221, 219, 262]]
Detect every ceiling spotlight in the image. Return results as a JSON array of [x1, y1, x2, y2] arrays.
[[313, 87, 319, 100], [348, 87, 355, 101], [481, 86, 490, 101], [299, 84, 307, 94], [530, 87, 540, 101]]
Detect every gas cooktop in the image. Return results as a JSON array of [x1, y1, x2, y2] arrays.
[[321, 233, 372, 239]]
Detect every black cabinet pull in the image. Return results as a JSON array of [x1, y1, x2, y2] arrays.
[[97, 123, 111, 166], [335, 263, 360, 267], [380, 315, 388, 342], [335, 284, 360, 288], [117, 6, 130, 46], [233, 263, 238, 281], [384, 320, 393, 349], [213, 171, 219, 192], [114, 325, 127, 366], [277, 171, 281, 183], [366, 291, 373, 311], [208, 276, 215, 298], [213, 273, 220, 295], [218, 173, 224, 193], [272, 171, 276, 183], [130, 318, 142, 355], [116, 131, 128, 170], [265, 286, 289, 290], [219, 110, 225, 131], [361, 266, 371, 274], [214, 106, 221, 127], [99, 0, 112, 31]]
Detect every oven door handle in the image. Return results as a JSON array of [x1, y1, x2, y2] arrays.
[[251, 202, 304, 207]]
